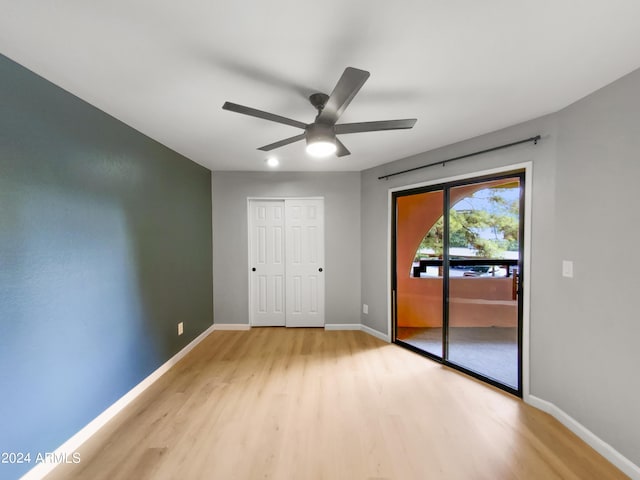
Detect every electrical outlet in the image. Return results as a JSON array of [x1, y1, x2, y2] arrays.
[[363, 304, 369, 314], [178, 322, 184, 336], [562, 260, 574, 278]]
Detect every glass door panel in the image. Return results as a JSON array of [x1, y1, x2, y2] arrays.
[[395, 190, 444, 358], [446, 178, 521, 389]]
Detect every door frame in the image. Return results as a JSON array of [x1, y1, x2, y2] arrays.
[[247, 197, 325, 327], [387, 162, 532, 398]]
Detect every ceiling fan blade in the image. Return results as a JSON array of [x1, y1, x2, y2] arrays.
[[257, 133, 306, 151], [335, 138, 351, 157], [222, 102, 307, 129], [317, 67, 370, 124], [334, 118, 417, 134]]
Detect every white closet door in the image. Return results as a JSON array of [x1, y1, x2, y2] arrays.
[[249, 200, 286, 326], [285, 198, 325, 327]]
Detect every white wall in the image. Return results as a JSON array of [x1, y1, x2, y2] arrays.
[[211, 171, 361, 326]]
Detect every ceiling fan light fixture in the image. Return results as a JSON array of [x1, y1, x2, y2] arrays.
[[306, 139, 336, 157], [305, 123, 336, 158]]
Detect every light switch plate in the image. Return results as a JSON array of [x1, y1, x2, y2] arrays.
[[562, 260, 574, 278], [178, 322, 184, 335], [363, 304, 369, 314]]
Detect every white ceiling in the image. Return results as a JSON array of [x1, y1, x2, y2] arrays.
[[1, 1, 640, 172]]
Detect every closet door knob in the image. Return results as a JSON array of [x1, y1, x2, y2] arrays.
[[318, 268, 323, 272], [252, 267, 256, 272]]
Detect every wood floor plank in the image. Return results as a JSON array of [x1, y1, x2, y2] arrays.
[[44, 328, 628, 480]]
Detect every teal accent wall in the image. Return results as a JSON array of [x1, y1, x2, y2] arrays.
[[0, 54, 213, 479]]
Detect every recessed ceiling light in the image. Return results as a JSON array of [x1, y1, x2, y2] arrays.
[[266, 157, 279, 168]]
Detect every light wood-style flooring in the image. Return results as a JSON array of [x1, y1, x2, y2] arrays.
[[45, 328, 627, 480]]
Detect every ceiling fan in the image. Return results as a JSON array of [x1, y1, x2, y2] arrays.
[[222, 67, 417, 158]]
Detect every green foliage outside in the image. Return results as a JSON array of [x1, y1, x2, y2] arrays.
[[418, 187, 519, 259]]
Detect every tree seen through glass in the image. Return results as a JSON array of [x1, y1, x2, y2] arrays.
[[416, 185, 519, 260]]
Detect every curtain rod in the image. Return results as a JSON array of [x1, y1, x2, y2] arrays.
[[377, 135, 541, 180]]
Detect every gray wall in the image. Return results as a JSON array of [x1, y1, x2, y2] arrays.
[[549, 68, 640, 466], [361, 68, 640, 467], [211, 171, 360, 326], [0, 54, 213, 480]]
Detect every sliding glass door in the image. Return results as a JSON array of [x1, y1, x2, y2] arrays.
[[393, 171, 524, 395]]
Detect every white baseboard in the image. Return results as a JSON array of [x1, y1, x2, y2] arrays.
[[20, 323, 216, 480], [324, 323, 390, 343], [324, 323, 361, 330], [527, 395, 640, 479], [361, 324, 391, 342], [212, 323, 251, 330]]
